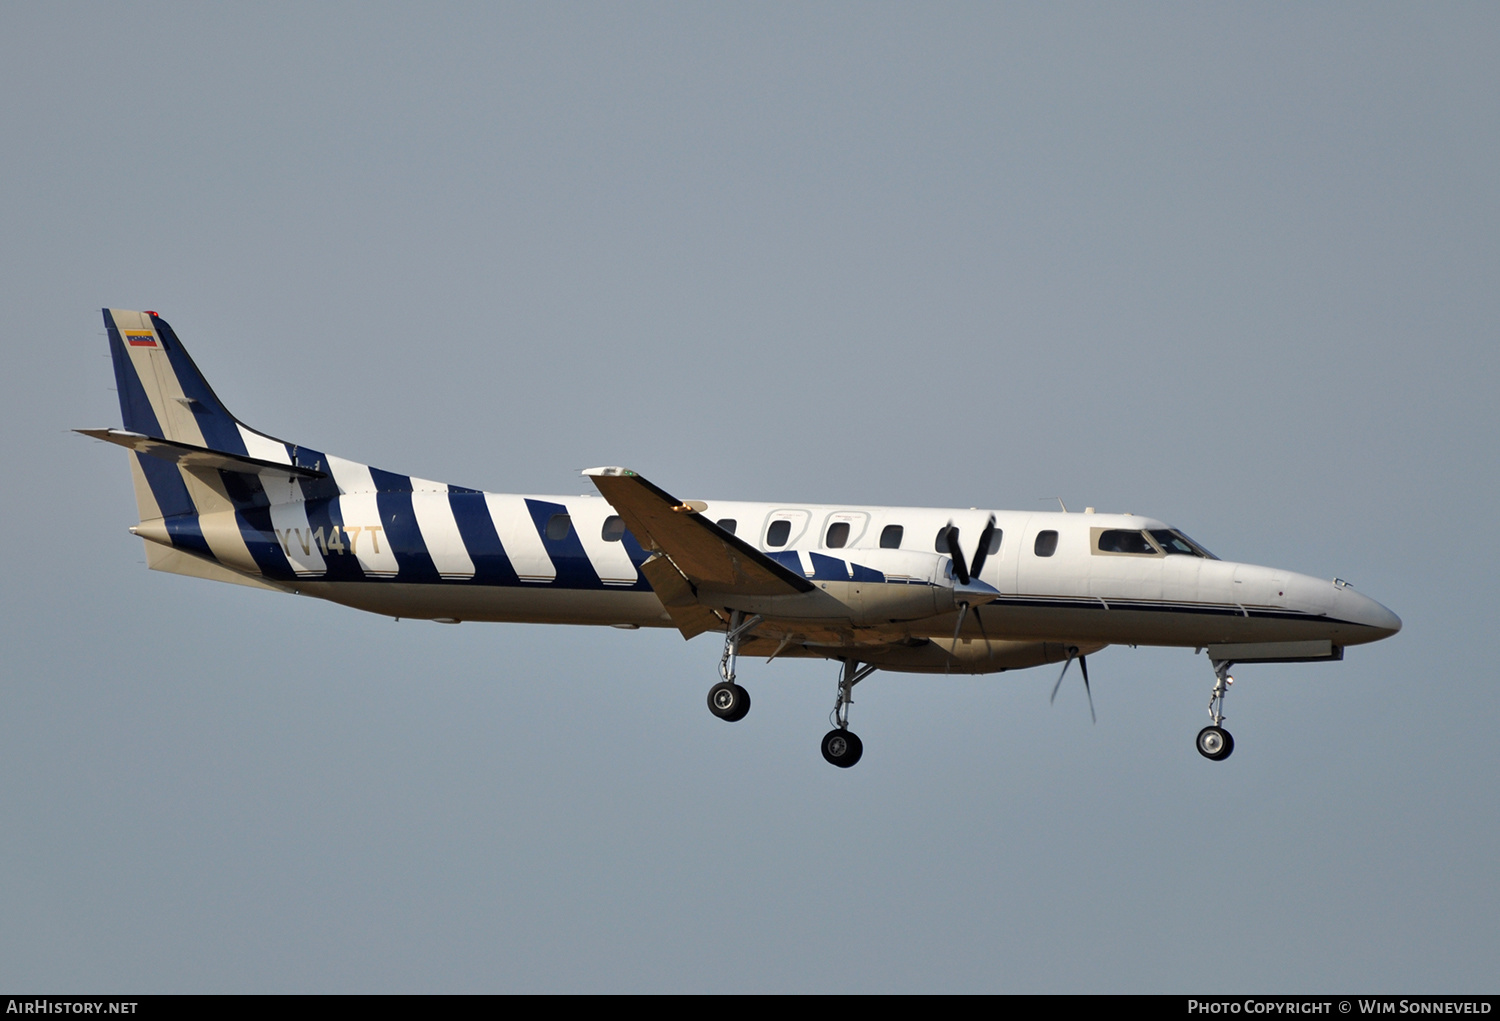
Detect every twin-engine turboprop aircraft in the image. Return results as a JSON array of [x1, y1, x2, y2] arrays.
[[81, 309, 1402, 767]]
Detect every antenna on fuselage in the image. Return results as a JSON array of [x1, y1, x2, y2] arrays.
[[1040, 497, 1068, 513]]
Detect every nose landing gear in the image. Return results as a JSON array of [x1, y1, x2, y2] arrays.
[[1198, 660, 1235, 761], [1196, 724, 1234, 760]]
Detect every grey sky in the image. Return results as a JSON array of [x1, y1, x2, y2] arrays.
[[2, 3, 1496, 992]]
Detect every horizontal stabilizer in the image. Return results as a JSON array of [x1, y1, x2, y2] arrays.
[[77, 428, 327, 479], [585, 467, 814, 598], [144, 542, 293, 593]]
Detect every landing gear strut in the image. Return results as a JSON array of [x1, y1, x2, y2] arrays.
[[1197, 659, 1235, 761], [822, 658, 876, 768], [708, 610, 761, 723]]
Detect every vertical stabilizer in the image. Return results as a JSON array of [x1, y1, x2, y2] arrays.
[[98, 309, 303, 581]]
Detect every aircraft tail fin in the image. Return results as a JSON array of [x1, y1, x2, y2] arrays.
[[86, 309, 319, 583], [104, 308, 286, 453], [97, 308, 304, 519]]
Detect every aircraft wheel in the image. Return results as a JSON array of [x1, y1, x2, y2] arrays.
[[708, 682, 750, 722], [821, 729, 864, 768], [1196, 725, 1233, 761]]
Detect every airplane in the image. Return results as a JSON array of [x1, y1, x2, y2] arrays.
[[80, 308, 1402, 767]]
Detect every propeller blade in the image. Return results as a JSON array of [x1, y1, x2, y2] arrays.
[[974, 601, 992, 657], [969, 515, 997, 579], [1080, 654, 1096, 724], [944, 522, 969, 585], [952, 601, 970, 644], [946, 600, 971, 676], [1050, 647, 1075, 704]]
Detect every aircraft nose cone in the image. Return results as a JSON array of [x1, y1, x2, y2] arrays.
[[1353, 591, 1402, 640]]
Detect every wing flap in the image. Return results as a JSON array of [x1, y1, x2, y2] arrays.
[[640, 554, 726, 639], [585, 468, 814, 598]]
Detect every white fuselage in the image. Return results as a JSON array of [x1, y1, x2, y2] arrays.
[[295, 491, 1401, 670]]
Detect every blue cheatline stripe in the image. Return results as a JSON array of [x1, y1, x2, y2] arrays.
[[974, 596, 1351, 627], [150, 315, 248, 455], [525, 499, 604, 589], [163, 512, 213, 559], [302, 495, 366, 582], [370, 467, 439, 582], [104, 310, 164, 440], [849, 561, 886, 583], [234, 507, 295, 578], [809, 552, 851, 581], [448, 492, 522, 585], [764, 550, 802, 574]]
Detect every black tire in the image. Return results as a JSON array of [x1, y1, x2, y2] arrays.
[[726, 685, 750, 722], [1196, 725, 1232, 761], [821, 728, 864, 768], [708, 682, 749, 722]]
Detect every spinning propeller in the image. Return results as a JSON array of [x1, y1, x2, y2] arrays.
[[944, 516, 998, 670], [944, 515, 997, 586], [1050, 645, 1095, 723]]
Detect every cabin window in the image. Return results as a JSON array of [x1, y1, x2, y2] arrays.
[[935, 526, 959, 553], [880, 524, 904, 549], [546, 513, 572, 541], [985, 529, 1003, 555], [717, 518, 737, 536], [766, 519, 791, 547], [1034, 530, 1058, 557], [601, 515, 626, 542], [1098, 529, 1157, 555], [825, 521, 850, 548]]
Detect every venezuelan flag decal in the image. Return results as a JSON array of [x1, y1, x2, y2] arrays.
[[124, 330, 157, 347]]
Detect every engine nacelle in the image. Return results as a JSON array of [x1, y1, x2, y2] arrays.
[[704, 549, 996, 626]]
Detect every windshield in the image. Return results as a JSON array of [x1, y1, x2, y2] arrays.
[[1149, 529, 1218, 559]]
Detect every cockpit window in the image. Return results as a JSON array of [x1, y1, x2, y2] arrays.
[[1149, 529, 1217, 559], [1098, 529, 1158, 555], [766, 519, 791, 547]]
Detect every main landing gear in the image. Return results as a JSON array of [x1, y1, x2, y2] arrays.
[[1197, 660, 1235, 761], [822, 659, 876, 768], [708, 610, 761, 723], [703, 616, 877, 768]]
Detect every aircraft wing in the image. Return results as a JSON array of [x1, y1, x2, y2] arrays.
[[585, 468, 814, 637]]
